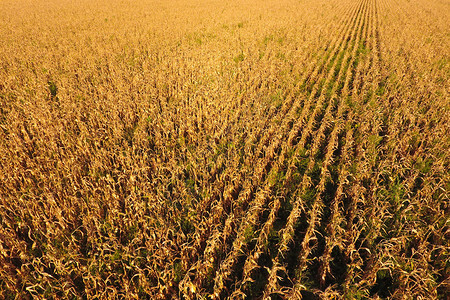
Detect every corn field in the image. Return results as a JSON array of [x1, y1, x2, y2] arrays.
[[0, 0, 448, 298]]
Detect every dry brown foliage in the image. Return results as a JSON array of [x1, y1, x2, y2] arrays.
[[0, 0, 448, 299]]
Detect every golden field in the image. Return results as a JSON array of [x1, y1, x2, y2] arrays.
[[0, 0, 448, 298]]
